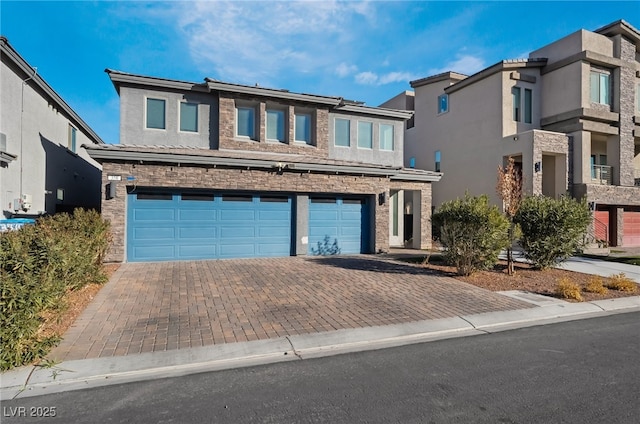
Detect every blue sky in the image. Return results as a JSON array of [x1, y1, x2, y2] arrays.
[[2, 1, 638, 144]]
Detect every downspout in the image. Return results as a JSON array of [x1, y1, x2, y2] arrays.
[[19, 67, 37, 207]]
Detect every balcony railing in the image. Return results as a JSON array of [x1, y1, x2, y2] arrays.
[[591, 165, 612, 185]]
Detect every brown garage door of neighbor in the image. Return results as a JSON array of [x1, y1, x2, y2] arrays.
[[622, 210, 640, 247], [594, 210, 609, 243]]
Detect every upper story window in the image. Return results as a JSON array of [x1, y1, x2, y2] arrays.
[[435, 150, 441, 172], [236, 106, 256, 139], [295, 112, 312, 144], [437, 94, 449, 114], [266, 109, 285, 142], [512, 87, 521, 121], [590, 69, 611, 105], [524, 89, 532, 124], [335, 118, 350, 147], [357, 121, 373, 149], [179, 102, 198, 133], [146, 98, 166, 130], [68, 125, 77, 153], [512, 87, 532, 123], [409, 157, 416, 168], [379, 124, 394, 151]]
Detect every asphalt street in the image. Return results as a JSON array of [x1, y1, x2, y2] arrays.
[[3, 311, 640, 424]]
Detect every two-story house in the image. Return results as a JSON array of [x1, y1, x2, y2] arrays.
[[387, 19, 640, 248], [85, 70, 441, 263], [0, 36, 103, 217]]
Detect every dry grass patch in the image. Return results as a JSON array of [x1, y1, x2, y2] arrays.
[[584, 276, 608, 294], [605, 273, 638, 293], [555, 278, 583, 301]]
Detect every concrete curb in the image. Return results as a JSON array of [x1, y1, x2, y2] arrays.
[[2, 296, 639, 400]]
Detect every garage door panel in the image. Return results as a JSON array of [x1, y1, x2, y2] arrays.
[[134, 209, 175, 221], [308, 197, 368, 255], [179, 245, 217, 258], [127, 192, 292, 262], [179, 209, 217, 221], [132, 245, 175, 260], [134, 227, 175, 240], [623, 211, 640, 247], [179, 227, 217, 239]]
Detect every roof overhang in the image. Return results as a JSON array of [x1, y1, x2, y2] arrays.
[[1, 37, 104, 145], [445, 59, 548, 95], [84, 146, 441, 182]]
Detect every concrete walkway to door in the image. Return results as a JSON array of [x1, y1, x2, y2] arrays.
[[48, 256, 532, 362]]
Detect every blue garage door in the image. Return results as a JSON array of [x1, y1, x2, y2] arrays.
[[308, 197, 369, 255], [127, 192, 292, 262]]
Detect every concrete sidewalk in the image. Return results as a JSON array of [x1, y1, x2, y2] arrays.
[[3, 294, 639, 400], [556, 256, 640, 283]]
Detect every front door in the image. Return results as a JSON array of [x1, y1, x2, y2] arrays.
[[389, 190, 404, 247]]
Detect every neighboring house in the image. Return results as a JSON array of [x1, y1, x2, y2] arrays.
[[0, 36, 103, 216], [85, 69, 441, 263], [384, 19, 640, 248]]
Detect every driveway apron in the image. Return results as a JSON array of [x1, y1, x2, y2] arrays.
[[48, 256, 532, 361]]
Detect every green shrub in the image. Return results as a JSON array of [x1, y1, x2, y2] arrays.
[[0, 209, 110, 370], [514, 196, 591, 269], [431, 194, 509, 276]]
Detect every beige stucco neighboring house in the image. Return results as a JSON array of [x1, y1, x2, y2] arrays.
[[0, 36, 103, 217], [383, 20, 640, 248]]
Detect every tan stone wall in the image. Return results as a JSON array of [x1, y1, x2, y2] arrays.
[[218, 94, 329, 157], [101, 162, 433, 262]]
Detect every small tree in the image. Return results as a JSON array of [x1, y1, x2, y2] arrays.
[[432, 194, 509, 276], [514, 196, 591, 269], [496, 157, 523, 275]]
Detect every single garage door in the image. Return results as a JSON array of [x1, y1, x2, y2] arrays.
[[622, 210, 640, 247], [127, 191, 292, 262], [308, 197, 369, 255], [594, 210, 609, 243]]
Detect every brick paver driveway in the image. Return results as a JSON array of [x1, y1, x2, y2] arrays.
[[49, 256, 532, 361]]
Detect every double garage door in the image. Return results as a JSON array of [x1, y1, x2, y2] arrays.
[[593, 209, 640, 247], [127, 191, 368, 262]]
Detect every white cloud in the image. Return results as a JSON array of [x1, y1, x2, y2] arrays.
[[428, 54, 486, 76], [170, 1, 374, 85], [336, 62, 358, 78], [355, 70, 417, 86]]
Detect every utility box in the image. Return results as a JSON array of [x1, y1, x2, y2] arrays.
[[14, 194, 33, 212]]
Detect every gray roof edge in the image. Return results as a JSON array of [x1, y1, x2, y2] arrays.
[[332, 104, 413, 120], [445, 58, 548, 95], [1, 37, 105, 145], [410, 71, 468, 88], [594, 19, 640, 42], [106, 69, 208, 92], [206, 79, 342, 106], [83, 145, 438, 180]]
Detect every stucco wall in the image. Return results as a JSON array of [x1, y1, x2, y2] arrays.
[[119, 86, 214, 148], [327, 111, 403, 167], [0, 56, 101, 215]]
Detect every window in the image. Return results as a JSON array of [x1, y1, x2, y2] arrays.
[[357, 121, 373, 149], [68, 125, 77, 152], [512, 87, 521, 121], [435, 150, 441, 172], [266, 109, 285, 142], [437, 94, 449, 114], [146, 98, 166, 129], [236, 106, 255, 139], [524, 89, 532, 124], [409, 157, 416, 168], [179, 102, 198, 132], [295, 113, 312, 144], [590, 70, 610, 105], [335, 118, 350, 147], [379, 124, 394, 151]]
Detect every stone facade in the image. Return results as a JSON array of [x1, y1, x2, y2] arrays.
[[101, 161, 433, 262], [218, 94, 329, 157], [531, 130, 569, 196], [616, 35, 636, 187]]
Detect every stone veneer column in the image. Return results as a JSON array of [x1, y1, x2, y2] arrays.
[[615, 207, 624, 247], [614, 34, 636, 187]]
